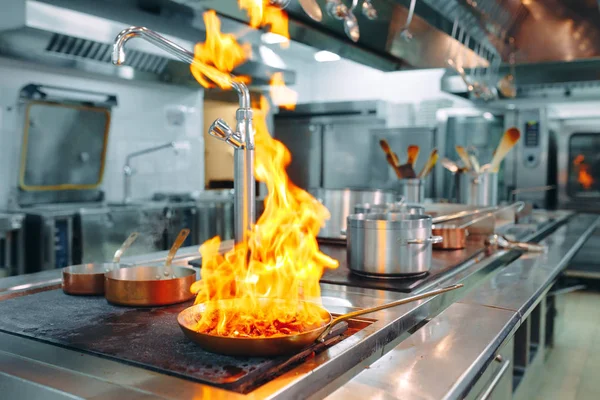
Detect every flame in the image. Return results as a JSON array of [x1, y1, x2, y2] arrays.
[[188, 10, 338, 338], [238, 0, 290, 45], [190, 10, 251, 89], [573, 154, 594, 190], [270, 72, 298, 110]]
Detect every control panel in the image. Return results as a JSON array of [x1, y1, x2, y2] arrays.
[[523, 120, 541, 168], [54, 219, 70, 268]]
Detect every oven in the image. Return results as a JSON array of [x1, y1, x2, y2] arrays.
[[557, 120, 600, 212]]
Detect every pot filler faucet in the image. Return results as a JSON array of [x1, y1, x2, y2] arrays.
[[112, 27, 255, 243], [123, 142, 183, 204]]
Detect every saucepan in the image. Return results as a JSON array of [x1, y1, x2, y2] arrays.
[[62, 232, 139, 295], [104, 229, 196, 306], [177, 283, 463, 357]]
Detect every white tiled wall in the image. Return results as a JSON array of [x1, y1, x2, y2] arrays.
[[0, 57, 205, 207]]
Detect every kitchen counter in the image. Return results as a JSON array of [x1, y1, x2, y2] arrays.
[[0, 210, 595, 399]]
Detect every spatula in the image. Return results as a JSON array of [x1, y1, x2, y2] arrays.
[[379, 139, 404, 178], [488, 127, 521, 172], [455, 145, 472, 171], [418, 149, 439, 179], [407, 145, 420, 167]]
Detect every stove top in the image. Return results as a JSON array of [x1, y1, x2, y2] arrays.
[[0, 289, 367, 394]]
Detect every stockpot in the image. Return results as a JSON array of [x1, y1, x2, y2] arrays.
[[346, 213, 442, 278], [354, 202, 423, 215]]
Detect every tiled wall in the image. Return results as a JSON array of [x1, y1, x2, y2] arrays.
[[0, 57, 205, 208]]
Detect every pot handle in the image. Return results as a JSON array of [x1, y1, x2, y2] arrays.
[[340, 229, 347, 237], [401, 236, 443, 245]]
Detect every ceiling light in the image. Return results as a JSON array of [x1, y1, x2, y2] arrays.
[[314, 50, 340, 62], [261, 32, 288, 45], [483, 112, 494, 120], [259, 46, 286, 69]]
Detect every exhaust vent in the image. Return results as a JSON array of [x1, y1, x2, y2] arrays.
[[45, 33, 170, 74]]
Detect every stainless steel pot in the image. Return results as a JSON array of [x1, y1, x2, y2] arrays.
[[354, 202, 424, 215], [391, 179, 425, 203], [456, 171, 498, 206], [310, 188, 398, 239], [346, 213, 442, 278]]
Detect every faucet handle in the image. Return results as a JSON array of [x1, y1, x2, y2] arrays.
[[209, 118, 243, 149]]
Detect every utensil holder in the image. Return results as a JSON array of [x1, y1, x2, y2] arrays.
[[393, 179, 425, 204], [456, 171, 498, 206]]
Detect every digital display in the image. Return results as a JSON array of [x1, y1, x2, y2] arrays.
[[524, 121, 540, 147]]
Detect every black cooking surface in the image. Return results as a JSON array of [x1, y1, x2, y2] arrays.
[[0, 290, 352, 394], [318, 244, 485, 293]]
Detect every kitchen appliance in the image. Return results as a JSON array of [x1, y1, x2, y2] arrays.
[[346, 214, 442, 278], [0, 212, 25, 277], [22, 205, 81, 272], [309, 188, 398, 240], [274, 101, 407, 191], [455, 171, 499, 206], [16, 84, 115, 206]]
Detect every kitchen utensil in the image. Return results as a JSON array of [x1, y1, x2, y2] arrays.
[[487, 127, 521, 172], [441, 158, 459, 173], [456, 171, 498, 206], [361, 0, 377, 19], [62, 232, 139, 296], [485, 234, 546, 252], [455, 146, 472, 170], [344, 7, 360, 42], [397, 162, 417, 179], [104, 229, 195, 306], [177, 284, 463, 356], [393, 178, 424, 203], [418, 149, 439, 179], [310, 188, 399, 240], [407, 145, 420, 167], [379, 139, 407, 178], [269, 0, 292, 8], [468, 154, 481, 174], [346, 213, 442, 277], [399, 0, 416, 41], [298, 0, 323, 21], [164, 228, 190, 278], [326, 0, 348, 19]]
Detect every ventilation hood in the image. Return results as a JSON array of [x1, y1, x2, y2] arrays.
[[0, 0, 295, 87]]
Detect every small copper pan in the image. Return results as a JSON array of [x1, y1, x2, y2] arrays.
[[104, 229, 196, 306], [433, 213, 494, 250], [62, 232, 139, 295]]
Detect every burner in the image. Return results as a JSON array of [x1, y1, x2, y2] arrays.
[[0, 289, 368, 394], [349, 270, 429, 280]]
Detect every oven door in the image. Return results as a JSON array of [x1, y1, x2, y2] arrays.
[[558, 121, 600, 212]]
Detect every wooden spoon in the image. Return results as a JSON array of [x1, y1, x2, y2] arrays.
[[455, 145, 472, 171], [407, 145, 420, 167], [379, 139, 403, 178], [489, 127, 521, 172], [418, 149, 439, 179]]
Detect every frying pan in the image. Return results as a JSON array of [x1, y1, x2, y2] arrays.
[[177, 283, 463, 357], [62, 232, 139, 295], [104, 229, 196, 306]]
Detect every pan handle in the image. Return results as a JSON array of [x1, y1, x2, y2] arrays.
[[401, 236, 443, 245], [112, 232, 139, 263], [316, 284, 464, 342]]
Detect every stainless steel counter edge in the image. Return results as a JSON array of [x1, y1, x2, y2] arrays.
[[324, 213, 599, 400]]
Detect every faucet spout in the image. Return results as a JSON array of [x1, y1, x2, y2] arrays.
[[113, 26, 256, 243]]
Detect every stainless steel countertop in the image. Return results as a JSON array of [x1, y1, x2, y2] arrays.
[[325, 212, 599, 400], [0, 210, 595, 400]]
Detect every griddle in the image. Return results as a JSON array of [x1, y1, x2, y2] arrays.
[[0, 289, 356, 394]]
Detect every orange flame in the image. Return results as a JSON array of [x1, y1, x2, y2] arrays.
[[573, 154, 594, 190], [238, 0, 290, 44], [190, 10, 251, 89], [270, 72, 298, 110], [189, 10, 338, 338]]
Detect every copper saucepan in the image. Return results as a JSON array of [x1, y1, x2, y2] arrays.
[[104, 229, 196, 306], [62, 232, 139, 295], [177, 283, 463, 357], [432, 212, 495, 250]]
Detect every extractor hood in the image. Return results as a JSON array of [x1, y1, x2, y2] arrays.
[[0, 0, 295, 87]]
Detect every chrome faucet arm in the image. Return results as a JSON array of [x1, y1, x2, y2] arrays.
[[113, 26, 255, 242]]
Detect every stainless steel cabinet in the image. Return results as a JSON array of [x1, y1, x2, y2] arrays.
[[466, 338, 514, 400]]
